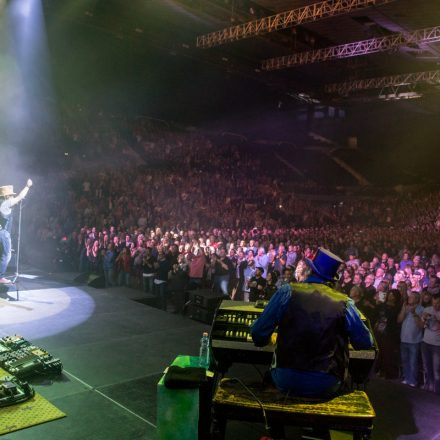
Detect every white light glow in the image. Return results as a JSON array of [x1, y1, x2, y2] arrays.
[[18, 273, 40, 279], [10, 0, 33, 19], [0, 287, 96, 339]]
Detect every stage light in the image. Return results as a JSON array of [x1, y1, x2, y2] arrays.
[[379, 91, 422, 101], [5, 0, 55, 148], [11, 0, 33, 18]]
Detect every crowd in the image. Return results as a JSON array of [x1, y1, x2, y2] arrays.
[[20, 115, 440, 394], [28, 125, 440, 252], [53, 222, 439, 394], [21, 107, 439, 240]]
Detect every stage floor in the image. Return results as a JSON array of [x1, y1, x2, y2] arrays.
[[0, 270, 439, 440]]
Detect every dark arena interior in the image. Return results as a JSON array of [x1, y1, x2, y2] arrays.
[[1, 0, 440, 439]]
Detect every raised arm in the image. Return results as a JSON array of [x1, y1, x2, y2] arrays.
[[397, 302, 407, 324], [10, 179, 32, 207]]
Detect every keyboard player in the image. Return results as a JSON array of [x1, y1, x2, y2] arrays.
[[251, 248, 373, 399]]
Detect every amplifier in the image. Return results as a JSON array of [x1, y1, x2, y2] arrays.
[[185, 290, 224, 324], [187, 304, 216, 325], [187, 289, 224, 310]]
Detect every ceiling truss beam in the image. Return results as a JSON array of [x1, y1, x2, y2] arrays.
[[262, 25, 440, 70], [325, 69, 440, 95], [196, 0, 396, 48]]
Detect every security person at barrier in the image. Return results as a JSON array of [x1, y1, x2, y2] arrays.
[[251, 248, 373, 398]]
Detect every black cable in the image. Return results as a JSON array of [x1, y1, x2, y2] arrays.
[[223, 377, 270, 432]]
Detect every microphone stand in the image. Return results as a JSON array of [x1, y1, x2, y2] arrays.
[[11, 200, 23, 301]]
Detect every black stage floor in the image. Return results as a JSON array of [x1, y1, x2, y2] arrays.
[[0, 269, 439, 440]]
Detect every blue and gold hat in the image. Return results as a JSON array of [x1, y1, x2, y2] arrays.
[[305, 248, 343, 281]]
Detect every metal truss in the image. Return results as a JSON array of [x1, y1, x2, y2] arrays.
[[196, 0, 396, 48], [325, 70, 440, 95], [262, 25, 440, 70]]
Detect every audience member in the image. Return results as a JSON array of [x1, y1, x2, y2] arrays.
[[421, 294, 440, 394], [398, 292, 424, 387]]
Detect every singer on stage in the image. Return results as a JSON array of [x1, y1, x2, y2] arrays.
[[0, 179, 32, 284]]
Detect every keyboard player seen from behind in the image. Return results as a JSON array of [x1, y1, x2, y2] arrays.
[[251, 248, 373, 398]]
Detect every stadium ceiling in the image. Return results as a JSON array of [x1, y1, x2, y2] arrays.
[[196, 0, 398, 48], [41, 0, 440, 110], [184, 0, 440, 105]]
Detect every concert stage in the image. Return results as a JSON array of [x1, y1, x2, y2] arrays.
[[0, 269, 439, 440]]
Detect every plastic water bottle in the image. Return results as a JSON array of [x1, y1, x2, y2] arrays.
[[199, 332, 210, 369]]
